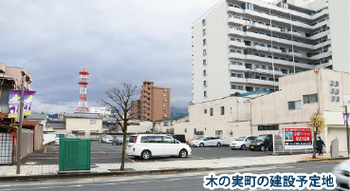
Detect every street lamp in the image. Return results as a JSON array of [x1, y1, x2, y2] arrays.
[[341, 105, 350, 156]]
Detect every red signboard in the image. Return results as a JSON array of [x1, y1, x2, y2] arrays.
[[285, 128, 312, 142]]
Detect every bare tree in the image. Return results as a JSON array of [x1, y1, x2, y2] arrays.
[[99, 81, 138, 171], [307, 110, 326, 159]]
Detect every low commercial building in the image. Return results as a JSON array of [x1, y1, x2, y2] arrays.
[[175, 68, 349, 152]]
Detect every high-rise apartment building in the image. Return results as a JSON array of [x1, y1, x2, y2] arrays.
[[131, 81, 171, 122], [191, 0, 349, 104]]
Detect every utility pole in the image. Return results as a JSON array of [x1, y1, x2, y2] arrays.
[[16, 74, 25, 174]]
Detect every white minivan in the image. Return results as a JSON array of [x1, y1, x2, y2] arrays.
[[126, 134, 192, 160]]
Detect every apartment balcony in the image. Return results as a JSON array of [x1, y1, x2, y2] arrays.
[[254, 68, 284, 76], [246, 78, 279, 86], [269, 48, 282, 54], [228, 18, 246, 26], [248, 23, 280, 33], [252, 45, 268, 52], [228, 41, 246, 48], [230, 77, 246, 83], [310, 51, 332, 60], [229, 64, 246, 72], [272, 59, 315, 70], [310, 30, 329, 40], [311, 8, 329, 21], [312, 19, 329, 30], [287, 52, 303, 57], [227, 6, 244, 14], [228, 29, 245, 37], [228, 52, 245, 60], [245, 54, 271, 64], [314, 40, 331, 50]]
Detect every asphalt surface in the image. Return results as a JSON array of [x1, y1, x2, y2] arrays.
[[20, 141, 269, 165], [0, 161, 341, 191]]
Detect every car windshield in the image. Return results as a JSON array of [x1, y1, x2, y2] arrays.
[[105, 135, 113, 139], [197, 137, 206, 140], [255, 135, 266, 141], [67, 134, 75, 138], [236, 137, 246, 141]]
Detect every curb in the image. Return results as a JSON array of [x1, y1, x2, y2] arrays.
[[1, 158, 348, 182]]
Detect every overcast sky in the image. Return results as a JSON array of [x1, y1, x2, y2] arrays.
[[0, 0, 222, 114]]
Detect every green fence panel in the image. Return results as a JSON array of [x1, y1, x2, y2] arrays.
[[59, 138, 90, 171]]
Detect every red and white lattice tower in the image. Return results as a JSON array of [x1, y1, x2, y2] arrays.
[[76, 68, 90, 112]]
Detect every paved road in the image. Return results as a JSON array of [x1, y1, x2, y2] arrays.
[[20, 141, 268, 165], [0, 161, 341, 191]]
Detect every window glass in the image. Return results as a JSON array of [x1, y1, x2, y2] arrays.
[[163, 137, 175, 144], [141, 136, 148, 143], [148, 136, 162, 143]]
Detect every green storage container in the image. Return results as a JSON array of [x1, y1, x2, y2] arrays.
[[59, 138, 91, 172]]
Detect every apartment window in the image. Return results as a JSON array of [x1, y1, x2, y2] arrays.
[[203, 49, 207, 55], [335, 89, 339, 94], [204, 109, 207, 114], [163, 109, 166, 112], [163, 104, 166, 107], [331, 96, 335, 102], [334, 81, 339, 87], [204, 91, 207, 97], [210, 108, 213, 116], [238, 86, 244, 90], [203, 59, 207, 65], [164, 99, 167, 102], [288, 100, 301, 110], [203, 29, 206, 35], [246, 86, 253, 91], [230, 132, 233, 137], [329, 80, 334, 86], [203, 80, 207, 87], [163, 114, 167, 117], [330, 88, 334, 94], [231, 85, 237, 89], [336, 96, 340, 102], [221, 106, 225, 115], [203, 39, 206, 46], [184, 128, 187, 133], [163, 94, 167, 97], [203, 70, 207, 76], [202, 19, 206, 25], [231, 73, 236, 77], [230, 61, 236, 65], [303, 94, 318, 104], [237, 74, 243, 78]]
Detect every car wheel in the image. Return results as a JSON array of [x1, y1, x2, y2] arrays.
[[179, 149, 188, 158], [141, 150, 151, 160], [217, 142, 221, 147], [241, 145, 246, 150], [231, 147, 234, 150], [199, 143, 204, 147], [261, 146, 266, 151]]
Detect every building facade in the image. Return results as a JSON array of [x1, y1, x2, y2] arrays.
[[177, 68, 349, 151], [135, 81, 171, 122], [191, 0, 349, 105]]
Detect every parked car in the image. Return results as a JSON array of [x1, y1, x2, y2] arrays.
[[103, 135, 114, 144], [186, 136, 203, 146], [230, 135, 257, 150], [55, 133, 75, 146], [112, 136, 123, 145], [250, 134, 273, 151], [191, 136, 223, 147], [126, 134, 192, 160], [333, 159, 350, 191], [168, 134, 186, 143], [98, 134, 108, 143]]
